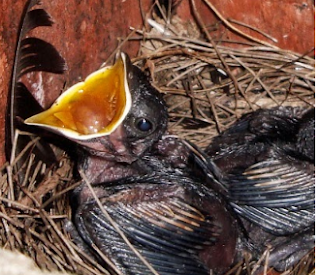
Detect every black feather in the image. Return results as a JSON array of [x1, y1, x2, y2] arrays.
[[22, 8, 54, 36], [18, 37, 66, 77], [6, 0, 66, 183]]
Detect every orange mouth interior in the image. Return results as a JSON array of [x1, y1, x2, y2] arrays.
[[25, 56, 128, 137]]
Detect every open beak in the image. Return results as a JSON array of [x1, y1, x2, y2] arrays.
[[25, 52, 132, 140]]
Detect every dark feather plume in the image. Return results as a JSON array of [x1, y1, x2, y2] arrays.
[[6, 0, 67, 182]]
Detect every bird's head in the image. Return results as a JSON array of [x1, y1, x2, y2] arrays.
[[25, 52, 167, 163]]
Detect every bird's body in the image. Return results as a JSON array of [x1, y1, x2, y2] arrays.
[[202, 106, 315, 270], [69, 135, 247, 274], [74, 168, 241, 275]]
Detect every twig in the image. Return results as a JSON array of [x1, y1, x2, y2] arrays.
[[190, 0, 253, 111], [228, 18, 278, 43]]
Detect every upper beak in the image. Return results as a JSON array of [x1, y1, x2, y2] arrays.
[[25, 52, 132, 140]]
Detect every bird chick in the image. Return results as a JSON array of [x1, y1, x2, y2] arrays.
[[200, 106, 315, 271]]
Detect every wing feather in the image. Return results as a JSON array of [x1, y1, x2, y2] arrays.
[[74, 182, 221, 275]]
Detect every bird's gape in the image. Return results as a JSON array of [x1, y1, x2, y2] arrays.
[[52, 70, 123, 135], [25, 53, 132, 140]]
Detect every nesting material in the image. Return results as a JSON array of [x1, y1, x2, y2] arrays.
[[0, 2, 314, 275], [131, 15, 314, 148]]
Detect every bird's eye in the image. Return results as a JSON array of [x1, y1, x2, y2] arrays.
[[135, 118, 153, 132]]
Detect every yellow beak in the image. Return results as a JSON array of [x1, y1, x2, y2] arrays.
[[25, 53, 132, 140]]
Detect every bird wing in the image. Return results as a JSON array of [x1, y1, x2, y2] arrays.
[[75, 181, 221, 275], [192, 144, 314, 235], [229, 156, 314, 235]]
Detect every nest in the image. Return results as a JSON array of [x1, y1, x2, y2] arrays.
[[0, 1, 315, 275]]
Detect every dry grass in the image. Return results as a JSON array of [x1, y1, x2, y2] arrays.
[[0, 1, 314, 275], [130, 1, 314, 147]]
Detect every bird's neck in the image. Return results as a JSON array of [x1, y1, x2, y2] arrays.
[[77, 154, 139, 184]]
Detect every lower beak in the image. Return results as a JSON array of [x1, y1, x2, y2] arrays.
[[24, 52, 132, 140]]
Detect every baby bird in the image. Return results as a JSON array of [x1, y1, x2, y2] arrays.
[[25, 53, 244, 274], [201, 106, 315, 271]]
